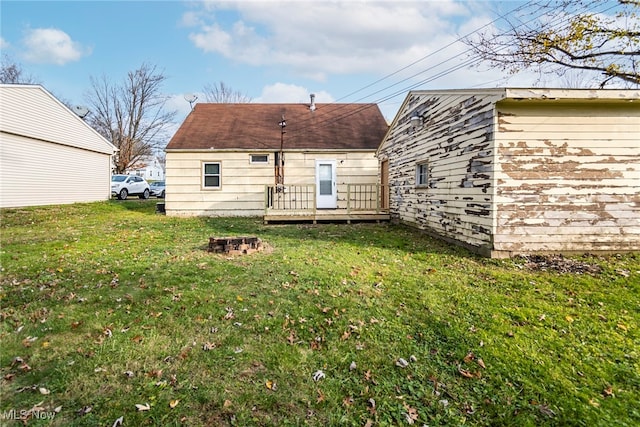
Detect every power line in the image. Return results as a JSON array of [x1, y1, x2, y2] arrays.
[[285, 1, 621, 136]]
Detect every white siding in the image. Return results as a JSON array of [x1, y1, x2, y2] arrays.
[[0, 133, 112, 208], [0, 85, 115, 155], [0, 85, 115, 208], [165, 150, 378, 216]]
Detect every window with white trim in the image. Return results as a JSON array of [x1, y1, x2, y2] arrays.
[[250, 154, 269, 164], [203, 162, 221, 189], [416, 161, 429, 187]]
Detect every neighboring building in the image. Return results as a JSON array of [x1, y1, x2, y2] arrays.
[[0, 84, 117, 208], [377, 88, 639, 257], [165, 97, 389, 221], [128, 156, 165, 181]]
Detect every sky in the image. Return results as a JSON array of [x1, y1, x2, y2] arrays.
[[0, 0, 592, 133]]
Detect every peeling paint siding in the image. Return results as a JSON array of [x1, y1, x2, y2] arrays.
[[494, 101, 640, 253], [379, 93, 503, 251]]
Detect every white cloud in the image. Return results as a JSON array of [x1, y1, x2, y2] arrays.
[[255, 82, 334, 103], [22, 28, 89, 65], [185, 1, 471, 80], [0, 37, 9, 50]]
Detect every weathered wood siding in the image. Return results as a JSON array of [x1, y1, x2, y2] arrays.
[[494, 100, 640, 254], [165, 150, 377, 216], [378, 91, 504, 253]]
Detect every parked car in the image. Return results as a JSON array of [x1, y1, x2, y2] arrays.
[[150, 181, 165, 198], [111, 175, 150, 200]]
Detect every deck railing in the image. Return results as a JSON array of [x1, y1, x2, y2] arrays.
[[265, 184, 388, 214]]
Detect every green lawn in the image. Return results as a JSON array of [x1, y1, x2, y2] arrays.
[[0, 200, 638, 426]]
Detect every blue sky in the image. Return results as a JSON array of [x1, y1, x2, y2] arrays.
[[2, 0, 574, 128]]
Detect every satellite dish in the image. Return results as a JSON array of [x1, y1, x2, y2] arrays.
[[184, 93, 198, 110], [72, 105, 90, 119]]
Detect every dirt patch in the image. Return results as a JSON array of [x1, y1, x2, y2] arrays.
[[519, 254, 602, 275]]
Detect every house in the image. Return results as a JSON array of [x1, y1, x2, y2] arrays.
[[165, 97, 389, 222], [0, 84, 117, 208], [377, 88, 639, 257], [127, 155, 165, 181]]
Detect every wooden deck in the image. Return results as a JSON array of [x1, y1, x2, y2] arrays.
[[264, 210, 390, 224], [264, 184, 389, 224]]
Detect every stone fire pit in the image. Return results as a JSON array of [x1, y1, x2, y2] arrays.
[[208, 236, 263, 255]]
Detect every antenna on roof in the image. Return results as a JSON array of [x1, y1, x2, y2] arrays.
[[184, 93, 198, 110], [72, 105, 90, 119]]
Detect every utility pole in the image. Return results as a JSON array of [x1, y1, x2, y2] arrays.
[[276, 115, 286, 188]]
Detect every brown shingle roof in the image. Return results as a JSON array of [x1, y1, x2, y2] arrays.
[[166, 103, 388, 151]]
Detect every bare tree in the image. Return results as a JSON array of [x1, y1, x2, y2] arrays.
[[465, 0, 640, 87], [203, 81, 252, 103], [0, 54, 38, 84], [85, 63, 176, 174]]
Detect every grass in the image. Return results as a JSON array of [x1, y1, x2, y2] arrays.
[[0, 200, 638, 426]]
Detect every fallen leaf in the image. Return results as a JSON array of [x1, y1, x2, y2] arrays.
[[343, 396, 354, 407], [77, 405, 92, 415], [565, 315, 574, 323], [169, 399, 180, 408], [266, 380, 274, 390], [477, 358, 486, 369], [602, 385, 614, 398], [463, 352, 475, 363], [538, 404, 556, 418], [203, 342, 216, 351], [316, 389, 325, 403], [589, 398, 600, 407], [364, 419, 374, 427], [396, 358, 409, 368], [617, 323, 628, 332], [403, 403, 419, 424], [38, 387, 50, 395], [312, 370, 325, 381], [349, 361, 357, 371], [135, 403, 151, 411], [131, 335, 144, 343], [223, 399, 232, 408], [146, 369, 163, 379], [458, 366, 476, 378], [112, 416, 124, 427]]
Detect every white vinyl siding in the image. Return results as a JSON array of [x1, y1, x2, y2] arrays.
[[0, 85, 115, 208]]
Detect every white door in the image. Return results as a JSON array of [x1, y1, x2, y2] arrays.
[[316, 160, 337, 209]]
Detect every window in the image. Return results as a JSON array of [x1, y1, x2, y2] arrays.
[[203, 162, 221, 189], [250, 154, 269, 164], [416, 161, 429, 187]]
